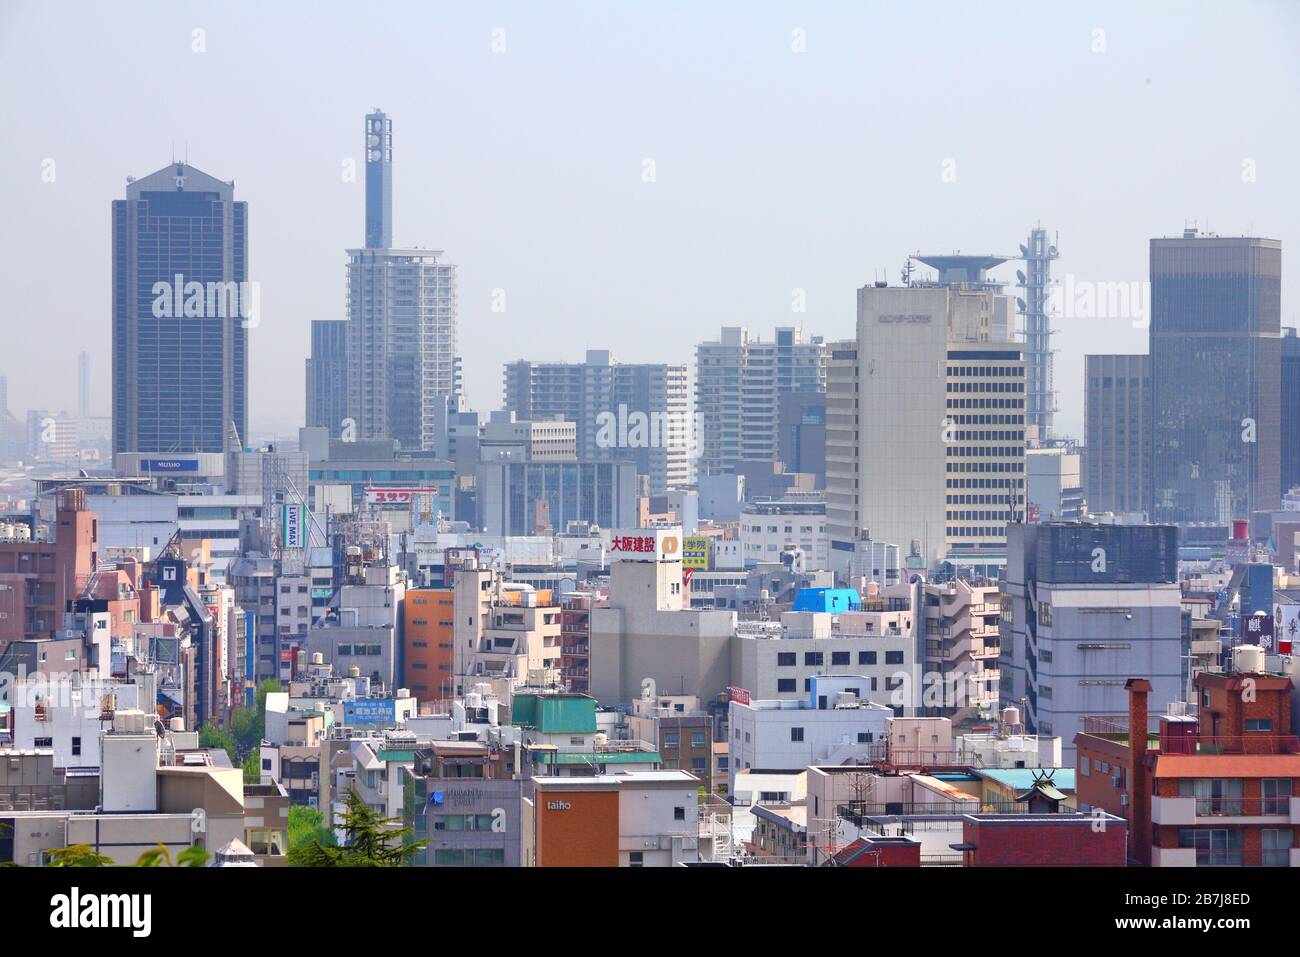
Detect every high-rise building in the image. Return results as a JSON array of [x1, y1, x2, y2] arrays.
[[364, 109, 392, 250], [695, 326, 827, 476], [502, 350, 690, 495], [999, 522, 1182, 761], [1084, 354, 1151, 516], [112, 162, 249, 454], [827, 284, 1025, 577], [1282, 328, 1300, 494], [345, 110, 458, 451], [305, 319, 348, 437], [777, 391, 827, 484], [77, 351, 90, 419], [1149, 229, 1282, 523]]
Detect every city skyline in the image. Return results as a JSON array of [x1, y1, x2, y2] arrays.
[[2, 0, 1297, 441]]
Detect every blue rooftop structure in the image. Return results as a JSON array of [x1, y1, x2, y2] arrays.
[[791, 587, 862, 614], [976, 768, 1076, 793]]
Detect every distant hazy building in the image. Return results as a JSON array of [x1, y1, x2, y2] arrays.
[[777, 391, 827, 485], [476, 459, 637, 536], [502, 351, 689, 495], [305, 319, 348, 437], [827, 284, 1025, 577], [112, 162, 249, 453], [1282, 328, 1300, 493], [695, 326, 827, 476], [1149, 230, 1281, 523], [346, 110, 459, 452], [1027, 447, 1084, 522], [1084, 354, 1150, 516]]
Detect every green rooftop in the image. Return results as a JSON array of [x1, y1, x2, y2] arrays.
[[534, 750, 662, 765], [511, 693, 598, 734]]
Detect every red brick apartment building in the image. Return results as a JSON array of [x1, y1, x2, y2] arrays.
[[1076, 658, 1300, 867], [0, 489, 97, 643]]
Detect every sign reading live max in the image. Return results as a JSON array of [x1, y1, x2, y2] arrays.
[[608, 527, 682, 562]]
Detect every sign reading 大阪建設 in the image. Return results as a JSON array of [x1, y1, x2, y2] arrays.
[[608, 527, 683, 562]]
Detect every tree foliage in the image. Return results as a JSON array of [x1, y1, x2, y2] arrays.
[[286, 787, 424, 867]]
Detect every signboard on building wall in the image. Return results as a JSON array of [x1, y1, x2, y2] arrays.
[[682, 536, 709, 569], [343, 698, 397, 727], [140, 458, 200, 472], [608, 527, 682, 562], [728, 686, 751, 706], [365, 487, 437, 506], [1241, 612, 1274, 650], [1274, 604, 1298, 655], [282, 504, 306, 549]]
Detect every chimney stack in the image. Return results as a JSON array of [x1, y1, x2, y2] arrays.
[[1125, 678, 1153, 865]]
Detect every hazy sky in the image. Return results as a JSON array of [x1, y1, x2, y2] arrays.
[[1, 0, 1297, 441]]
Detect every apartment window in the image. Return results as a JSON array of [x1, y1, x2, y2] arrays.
[[691, 757, 706, 771], [1245, 719, 1274, 732], [71, 737, 81, 757], [1263, 829, 1293, 867], [831, 651, 850, 666], [691, 732, 706, 748], [857, 732, 873, 743], [1178, 778, 1244, 816], [790, 727, 804, 742], [1177, 828, 1242, 866], [1261, 778, 1292, 815], [628, 851, 644, 868], [777, 678, 796, 693], [1080, 756, 1090, 776], [804, 652, 823, 667], [664, 733, 679, 749], [34, 737, 53, 748], [885, 651, 904, 665], [777, 652, 796, 667], [859, 651, 877, 665], [674, 806, 686, 821]]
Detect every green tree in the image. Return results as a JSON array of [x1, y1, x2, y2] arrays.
[[46, 844, 114, 867], [287, 804, 336, 852], [287, 787, 424, 867]]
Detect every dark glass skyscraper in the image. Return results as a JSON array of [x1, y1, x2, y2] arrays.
[[1149, 230, 1281, 523], [112, 162, 249, 453], [305, 319, 348, 436]]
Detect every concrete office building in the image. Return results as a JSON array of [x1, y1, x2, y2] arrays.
[[589, 532, 736, 705], [730, 611, 918, 714], [1026, 447, 1084, 522], [739, 500, 828, 570], [112, 162, 249, 454], [999, 522, 1182, 761], [346, 111, 459, 452], [530, 770, 700, 867], [827, 284, 1025, 578], [1149, 230, 1282, 523], [728, 675, 893, 794], [695, 326, 827, 476], [1085, 354, 1151, 516], [503, 351, 690, 495], [476, 459, 637, 537]]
